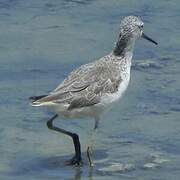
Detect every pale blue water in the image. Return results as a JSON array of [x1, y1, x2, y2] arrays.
[[1, 0, 180, 179]]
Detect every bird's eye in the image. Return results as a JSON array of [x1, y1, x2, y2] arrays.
[[140, 24, 144, 28]]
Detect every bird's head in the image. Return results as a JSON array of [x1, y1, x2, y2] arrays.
[[119, 16, 157, 45]]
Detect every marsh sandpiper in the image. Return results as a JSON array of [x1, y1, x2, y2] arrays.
[[30, 16, 157, 166]]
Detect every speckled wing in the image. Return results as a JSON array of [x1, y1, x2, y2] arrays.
[[51, 62, 96, 93], [33, 59, 122, 109]]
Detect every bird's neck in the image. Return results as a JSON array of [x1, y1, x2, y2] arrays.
[[113, 35, 135, 59]]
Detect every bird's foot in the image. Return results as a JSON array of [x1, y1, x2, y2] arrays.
[[65, 156, 82, 166]]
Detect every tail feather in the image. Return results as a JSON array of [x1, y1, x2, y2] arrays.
[[29, 95, 47, 103]]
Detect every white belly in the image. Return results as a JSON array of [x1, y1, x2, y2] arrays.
[[99, 71, 130, 106], [48, 103, 104, 119]]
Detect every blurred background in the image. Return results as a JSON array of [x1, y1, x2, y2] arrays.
[[0, 0, 180, 179]]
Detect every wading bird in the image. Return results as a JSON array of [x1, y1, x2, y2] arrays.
[[30, 16, 157, 166]]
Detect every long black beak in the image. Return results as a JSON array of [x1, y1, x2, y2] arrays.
[[142, 32, 158, 45]]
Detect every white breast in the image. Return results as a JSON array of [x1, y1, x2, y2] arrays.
[[100, 70, 130, 106]]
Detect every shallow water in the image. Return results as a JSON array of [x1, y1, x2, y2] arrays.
[[1, 0, 180, 179]]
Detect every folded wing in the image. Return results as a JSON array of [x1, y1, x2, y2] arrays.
[[32, 60, 122, 109]]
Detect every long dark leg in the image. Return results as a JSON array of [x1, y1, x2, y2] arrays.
[[46, 114, 82, 165]]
